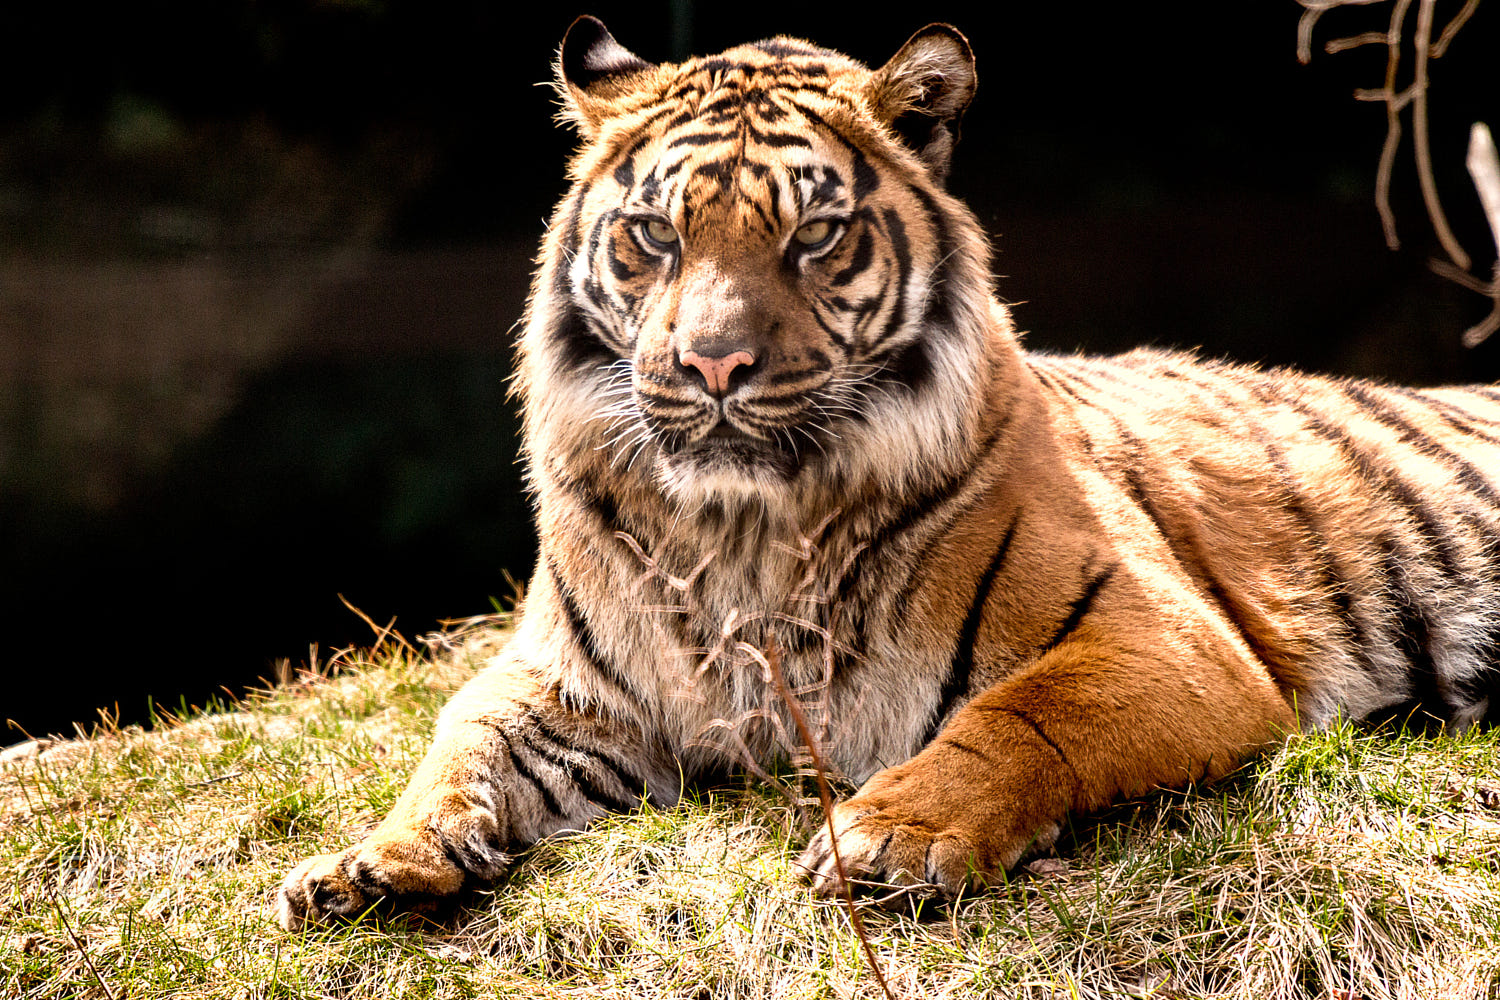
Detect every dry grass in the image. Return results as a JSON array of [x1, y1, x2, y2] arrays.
[[4, 628, 1500, 999]]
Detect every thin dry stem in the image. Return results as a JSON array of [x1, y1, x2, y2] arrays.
[[50, 889, 118, 1000], [339, 594, 413, 653], [1297, 0, 1492, 343], [1380, 0, 1412, 251], [1412, 0, 1471, 269], [613, 513, 896, 999], [1458, 121, 1500, 346], [1430, 0, 1483, 55], [760, 640, 896, 1000], [1469, 122, 1500, 260]]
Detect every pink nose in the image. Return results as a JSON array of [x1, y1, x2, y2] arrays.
[[679, 348, 756, 397]]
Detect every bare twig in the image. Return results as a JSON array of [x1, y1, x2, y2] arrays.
[[1431, 0, 1483, 55], [1324, 30, 1393, 51], [1297, 0, 1389, 65], [759, 641, 896, 1000], [1412, 0, 1471, 269], [1457, 122, 1500, 346], [338, 594, 412, 653], [1298, 0, 1493, 343], [1468, 122, 1500, 260], [49, 890, 117, 1000], [1381, 0, 1411, 250], [615, 514, 894, 999]]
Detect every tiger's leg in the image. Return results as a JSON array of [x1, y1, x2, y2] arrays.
[[276, 659, 672, 929], [799, 636, 1296, 897]]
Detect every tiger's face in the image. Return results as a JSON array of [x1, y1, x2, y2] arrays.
[[531, 20, 989, 507]]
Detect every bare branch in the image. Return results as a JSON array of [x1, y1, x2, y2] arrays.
[[1325, 30, 1392, 52], [1412, 0, 1471, 270], [1297, 0, 1389, 63], [1468, 122, 1500, 260], [49, 890, 117, 1000], [1461, 301, 1500, 348], [1374, 0, 1414, 250], [761, 641, 896, 1000], [1299, 0, 1492, 343], [1459, 122, 1500, 347], [1431, 257, 1496, 295], [1431, 0, 1483, 56], [618, 507, 897, 998]]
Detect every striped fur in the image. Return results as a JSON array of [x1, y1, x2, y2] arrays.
[[276, 19, 1500, 927]]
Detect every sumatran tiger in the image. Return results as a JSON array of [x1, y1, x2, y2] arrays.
[[276, 18, 1500, 928]]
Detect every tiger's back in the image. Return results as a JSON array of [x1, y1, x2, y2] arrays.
[[1026, 349, 1500, 732], [275, 19, 1500, 928]]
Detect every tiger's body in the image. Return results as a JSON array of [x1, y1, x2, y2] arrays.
[[277, 19, 1500, 929]]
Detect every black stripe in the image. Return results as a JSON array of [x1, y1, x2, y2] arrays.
[[922, 512, 1021, 745], [508, 748, 563, 817], [784, 99, 879, 198], [1029, 360, 1093, 407], [1120, 465, 1275, 672], [831, 223, 874, 287], [549, 305, 619, 371], [669, 132, 735, 148], [606, 237, 637, 280], [865, 208, 911, 354], [537, 716, 642, 803], [1252, 439, 1373, 667], [1035, 562, 1117, 658], [473, 718, 565, 819], [1343, 382, 1500, 509], [342, 854, 394, 896], [549, 462, 653, 548], [906, 183, 956, 326], [612, 156, 634, 190], [807, 298, 852, 352], [834, 416, 1011, 605], [746, 125, 813, 149], [517, 727, 638, 814], [941, 739, 990, 761], [547, 555, 643, 703], [529, 715, 648, 809], [1166, 364, 1377, 672], [878, 337, 933, 394], [427, 821, 474, 877], [1395, 389, 1500, 447], [969, 705, 1078, 779], [1270, 390, 1466, 581], [751, 39, 821, 58], [1379, 539, 1448, 719]]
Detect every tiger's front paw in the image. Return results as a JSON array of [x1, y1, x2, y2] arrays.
[[796, 782, 1060, 901], [276, 794, 510, 931]]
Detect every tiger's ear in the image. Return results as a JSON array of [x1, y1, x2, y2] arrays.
[[863, 24, 976, 185], [556, 16, 657, 139]]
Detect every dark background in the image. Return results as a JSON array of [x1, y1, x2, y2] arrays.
[[2, 3, 1496, 739]]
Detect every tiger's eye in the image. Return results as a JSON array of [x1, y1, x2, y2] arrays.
[[643, 220, 678, 246], [795, 220, 833, 247]]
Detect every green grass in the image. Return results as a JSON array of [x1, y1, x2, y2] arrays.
[[4, 628, 1500, 999]]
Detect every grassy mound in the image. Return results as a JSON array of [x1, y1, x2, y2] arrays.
[[4, 626, 1499, 999]]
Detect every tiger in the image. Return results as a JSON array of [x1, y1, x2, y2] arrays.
[[276, 17, 1500, 929]]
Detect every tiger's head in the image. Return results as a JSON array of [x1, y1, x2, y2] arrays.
[[519, 18, 1005, 513]]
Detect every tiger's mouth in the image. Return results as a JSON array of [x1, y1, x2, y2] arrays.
[[658, 417, 804, 484], [704, 421, 747, 439]]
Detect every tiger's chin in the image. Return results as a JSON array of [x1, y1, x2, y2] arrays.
[[656, 434, 806, 507]]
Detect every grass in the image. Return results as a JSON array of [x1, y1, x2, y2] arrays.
[[4, 626, 1500, 999]]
